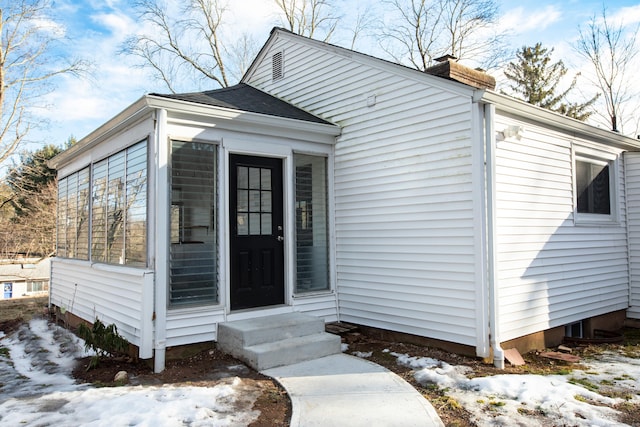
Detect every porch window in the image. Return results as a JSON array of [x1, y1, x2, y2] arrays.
[[91, 140, 148, 265], [294, 154, 329, 293], [169, 141, 218, 306], [56, 166, 90, 259], [574, 147, 617, 224], [57, 176, 68, 257], [56, 139, 147, 266], [125, 142, 148, 265]]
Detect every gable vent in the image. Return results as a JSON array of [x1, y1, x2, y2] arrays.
[[272, 51, 284, 81]]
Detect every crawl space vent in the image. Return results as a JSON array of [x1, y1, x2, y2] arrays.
[[272, 51, 283, 80]]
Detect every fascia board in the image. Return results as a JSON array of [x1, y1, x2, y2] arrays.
[[145, 95, 341, 141], [482, 90, 640, 151], [243, 28, 280, 83], [49, 97, 152, 169], [49, 93, 341, 170]]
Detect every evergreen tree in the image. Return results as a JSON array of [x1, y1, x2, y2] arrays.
[[2, 138, 73, 257], [6, 144, 62, 217], [503, 43, 598, 121]]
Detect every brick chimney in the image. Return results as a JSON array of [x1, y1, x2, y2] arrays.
[[425, 55, 496, 90]]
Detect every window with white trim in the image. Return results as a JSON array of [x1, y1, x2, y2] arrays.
[[294, 153, 329, 293], [57, 139, 147, 266], [573, 146, 617, 223], [57, 167, 90, 259], [27, 281, 48, 293]]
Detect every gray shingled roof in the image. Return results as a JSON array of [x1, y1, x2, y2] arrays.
[[151, 83, 331, 125], [0, 258, 50, 282]]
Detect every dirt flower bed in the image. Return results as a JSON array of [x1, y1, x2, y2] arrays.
[[71, 347, 291, 427], [342, 327, 640, 427]]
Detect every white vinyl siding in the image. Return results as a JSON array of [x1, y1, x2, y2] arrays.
[[625, 152, 640, 319], [494, 115, 628, 341], [247, 34, 480, 347], [49, 259, 154, 357], [166, 307, 222, 347]]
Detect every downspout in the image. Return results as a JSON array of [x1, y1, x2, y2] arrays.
[[485, 103, 505, 369], [153, 108, 169, 373]]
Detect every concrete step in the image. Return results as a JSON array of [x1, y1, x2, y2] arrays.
[[244, 332, 342, 370], [217, 312, 325, 348], [217, 312, 342, 370]]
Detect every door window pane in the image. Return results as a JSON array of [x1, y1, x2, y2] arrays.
[[236, 165, 274, 236], [237, 213, 248, 235], [249, 167, 260, 189], [261, 169, 271, 190], [261, 214, 272, 234]]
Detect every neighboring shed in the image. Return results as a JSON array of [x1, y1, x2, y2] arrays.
[[49, 27, 640, 372]]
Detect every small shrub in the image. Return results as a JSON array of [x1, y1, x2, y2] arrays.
[[76, 318, 129, 370]]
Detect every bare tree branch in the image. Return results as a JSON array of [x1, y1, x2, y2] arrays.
[[574, 6, 639, 133], [378, 0, 507, 71], [123, 0, 259, 92], [274, 0, 339, 42], [0, 0, 87, 167]]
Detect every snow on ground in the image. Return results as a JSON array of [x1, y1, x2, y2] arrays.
[[388, 349, 640, 427], [0, 319, 260, 427], [3, 321, 639, 426]]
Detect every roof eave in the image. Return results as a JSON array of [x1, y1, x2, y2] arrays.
[[49, 93, 341, 170], [48, 96, 152, 169], [144, 95, 341, 141], [481, 90, 640, 150]]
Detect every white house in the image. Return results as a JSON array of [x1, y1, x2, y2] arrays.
[[1, 258, 51, 299], [49, 28, 640, 372]]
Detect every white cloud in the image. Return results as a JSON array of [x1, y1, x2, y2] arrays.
[[602, 4, 640, 27], [91, 11, 136, 38], [32, 17, 67, 38], [500, 5, 562, 35]]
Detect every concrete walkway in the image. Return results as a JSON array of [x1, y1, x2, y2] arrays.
[[261, 353, 445, 427]]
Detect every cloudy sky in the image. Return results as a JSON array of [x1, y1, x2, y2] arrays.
[[22, 0, 640, 155]]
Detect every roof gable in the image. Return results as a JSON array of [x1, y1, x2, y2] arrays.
[[243, 27, 475, 98], [244, 28, 640, 151]]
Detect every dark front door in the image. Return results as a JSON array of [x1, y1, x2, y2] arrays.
[[230, 154, 285, 310]]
